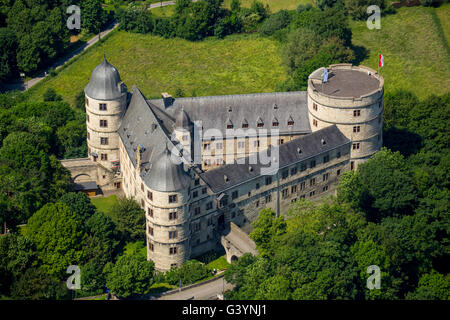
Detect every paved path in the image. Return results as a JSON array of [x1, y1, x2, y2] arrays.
[[158, 276, 233, 300], [1, 0, 198, 93]]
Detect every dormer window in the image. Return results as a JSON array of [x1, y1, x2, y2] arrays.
[[257, 117, 264, 128], [242, 119, 248, 128], [224, 175, 229, 182], [272, 117, 279, 127], [226, 119, 233, 129], [287, 116, 294, 126]]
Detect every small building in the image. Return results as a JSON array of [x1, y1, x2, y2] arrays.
[[73, 181, 99, 197]]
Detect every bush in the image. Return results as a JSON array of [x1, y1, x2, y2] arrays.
[[258, 10, 291, 36], [345, 0, 387, 21], [165, 260, 211, 286]]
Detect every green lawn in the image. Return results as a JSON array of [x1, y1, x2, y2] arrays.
[[25, 31, 286, 105], [150, 4, 175, 17], [435, 2, 450, 48], [207, 255, 230, 270], [351, 6, 450, 98], [91, 195, 119, 217], [223, 0, 310, 12]]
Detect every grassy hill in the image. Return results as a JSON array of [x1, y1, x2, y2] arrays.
[[351, 5, 450, 98], [25, 32, 286, 105], [223, 0, 310, 12]]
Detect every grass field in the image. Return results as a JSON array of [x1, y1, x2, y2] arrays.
[[26, 31, 286, 105], [351, 6, 450, 98], [207, 256, 230, 270], [151, 4, 176, 17], [91, 195, 119, 217], [223, 0, 310, 12]]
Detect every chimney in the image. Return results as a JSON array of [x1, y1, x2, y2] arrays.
[[161, 92, 174, 108]]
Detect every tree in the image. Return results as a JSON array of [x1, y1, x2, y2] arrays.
[[0, 27, 17, 81], [24, 202, 86, 277], [43, 88, 62, 102], [110, 197, 145, 242], [81, 0, 106, 34], [406, 271, 450, 300], [345, 0, 386, 20], [250, 208, 286, 256], [105, 253, 154, 298]]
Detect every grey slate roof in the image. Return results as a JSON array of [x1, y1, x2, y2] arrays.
[[145, 145, 191, 192], [147, 91, 311, 138], [199, 125, 350, 193], [85, 58, 127, 101], [73, 181, 98, 191]]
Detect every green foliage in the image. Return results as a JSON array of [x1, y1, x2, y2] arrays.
[[10, 267, 70, 300], [81, 0, 107, 34], [345, 0, 386, 20], [105, 252, 155, 298], [43, 88, 62, 102], [258, 10, 291, 36], [24, 203, 86, 278], [109, 197, 146, 242], [116, 4, 155, 34], [250, 208, 286, 256], [406, 271, 450, 300], [165, 260, 211, 286], [0, 27, 17, 81]]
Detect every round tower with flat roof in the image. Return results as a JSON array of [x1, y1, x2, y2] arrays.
[[307, 64, 384, 169], [84, 57, 127, 170]]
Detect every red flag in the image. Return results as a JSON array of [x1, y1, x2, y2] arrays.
[[378, 54, 384, 68]]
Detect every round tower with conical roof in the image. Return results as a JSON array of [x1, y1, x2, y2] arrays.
[[84, 57, 127, 171], [143, 144, 192, 271]]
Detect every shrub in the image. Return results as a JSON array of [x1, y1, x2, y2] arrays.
[[258, 10, 291, 36], [165, 260, 211, 286]]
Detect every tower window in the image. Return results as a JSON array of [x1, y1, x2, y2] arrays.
[[288, 120, 294, 126], [323, 155, 330, 163], [147, 191, 153, 200], [353, 143, 360, 150], [169, 247, 177, 255], [168, 194, 177, 203], [148, 208, 153, 217], [313, 119, 318, 127], [313, 103, 318, 111], [323, 173, 329, 181], [169, 231, 178, 239], [100, 137, 109, 145], [169, 211, 177, 220], [310, 159, 316, 168], [148, 226, 153, 236], [310, 178, 316, 186], [99, 103, 107, 111], [227, 124, 233, 129], [100, 120, 108, 127], [323, 185, 329, 192], [353, 126, 361, 133], [272, 121, 279, 127], [354, 110, 361, 117], [149, 242, 154, 251], [242, 123, 248, 128], [141, 183, 144, 192], [85, 98, 89, 107], [100, 153, 108, 161], [193, 191, 198, 198], [87, 132, 90, 140], [86, 114, 90, 122], [232, 190, 238, 199]]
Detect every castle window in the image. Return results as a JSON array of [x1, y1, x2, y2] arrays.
[[141, 183, 144, 192], [254, 140, 260, 148], [100, 120, 108, 127], [86, 114, 90, 122], [313, 119, 318, 127], [300, 181, 306, 190], [204, 143, 211, 150], [300, 163, 307, 172], [148, 226, 153, 236], [202, 187, 207, 194], [87, 131, 90, 140], [310, 190, 315, 197], [242, 123, 249, 128], [232, 190, 238, 200], [272, 121, 279, 127], [337, 169, 341, 176], [99, 103, 107, 111], [238, 141, 245, 149], [354, 110, 361, 117], [169, 247, 177, 255], [100, 153, 108, 161], [313, 103, 318, 111], [148, 208, 153, 217], [149, 242, 154, 251], [353, 143, 360, 150], [351, 161, 355, 170], [255, 200, 259, 207], [278, 139, 284, 145], [265, 176, 272, 185], [282, 170, 289, 179], [182, 135, 188, 141], [227, 123, 233, 129], [323, 155, 330, 163], [194, 207, 200, 215], [206, 202, 213, 210], [353, 126, 361, 133], [291, 185, 297, 193], [194, 178, 200, 186], [169, 211, 177, 220], [337, 151, 341, 158], [310, 178, 316, 186], [255, 183, 260, 190], [147, 191, 153, 201], [170, 263, 177, 268], [310, 159, 316, 168], [323, 185, 329, 192], [169, 231, 178, 239], [265, 194, 272, 203], [85, 97, 89, 106], [323, 173, 329, 181], [168, 194, 177, 203], [291, 167, 297, 175], [141, 199, 144, 208], [287, 117, 294, 126], [193, 191, 198, 198], [216, 142, 223, 149]]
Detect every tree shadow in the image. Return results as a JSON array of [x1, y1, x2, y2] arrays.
[[351, 45, 369, 66], [383, 127, 423, 158]]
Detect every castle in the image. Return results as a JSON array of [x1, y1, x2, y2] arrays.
[[65, 59, 384, 270]]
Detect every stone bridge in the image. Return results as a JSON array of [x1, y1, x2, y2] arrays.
[[221, 222, 258, 263]]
